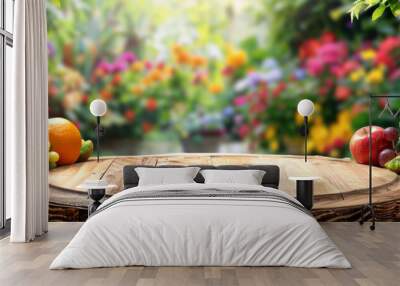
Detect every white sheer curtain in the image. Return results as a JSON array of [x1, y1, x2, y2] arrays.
[[8, 0, 49, 242]]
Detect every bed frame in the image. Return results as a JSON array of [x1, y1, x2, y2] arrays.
[[123, 165, 280, 190]]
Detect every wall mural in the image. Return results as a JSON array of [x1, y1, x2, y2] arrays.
[[47, 0, 400, 222]]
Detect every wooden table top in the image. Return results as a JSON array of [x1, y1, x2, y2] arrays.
[[49, 153, 400, 210]]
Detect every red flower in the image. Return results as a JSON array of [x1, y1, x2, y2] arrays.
[[222, 66, 234, 76], [145, 61, 153, 70], [299, 39, 321, 61], [378, 98, 386, 109], [389, 68, 400, 81], [124, 110, 136, 122], [238, 124, 250, 138], [272, 82, 286, 97], [376, 36, 400, 70], [146, 98, 158, 111], [333, 138, 345, 149], [156, 62, 165, 70], [82, 94, 89, 104], [318, 86, 329, 96], [251, 119, 261, 127], [100, 90, 113, 101], [320, 31, 336, 44], [325, 78, 334, 89], [142, 122, 153, 133], [334, 86, 351, 101], [49, 85, 58, 97], [351, 103, 366, 115], [250, 102, 266, 113], [112, 74, 122, 86]]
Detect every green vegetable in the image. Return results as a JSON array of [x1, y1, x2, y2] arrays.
[[78, 140, 94, 162], [384, 156, 400, 173], [49, 162, 57, 170]]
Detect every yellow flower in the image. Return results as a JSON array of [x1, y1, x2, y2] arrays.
[[310, 123, 329, 153], [314, 103, 321, 114], [227, 49, 247, 69], [148, 69, 163, 82], [366, 67, 384, 85], [264, 126, 276, 140], [329, 149, 340, 158], [208, 83, 223, 94], [295, 113, 304, 126], [360, 49, 376, 61], [131, 61, 144, 72], [190, 55, 208, 68], [349, 68, 365, 82], [131, 85, 144, 95], [163, 67, 174, 78], [338, 110, 351, 124], [307, 140, 315, 153], [269, 140, 279, 152], [329, 8, 342, 21], [141, 76, 152, 86]]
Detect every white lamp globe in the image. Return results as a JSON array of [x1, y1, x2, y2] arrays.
[[297, 99, 314, 117], [90, 99, 107, 117]]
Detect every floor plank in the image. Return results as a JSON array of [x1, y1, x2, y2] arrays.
[[0, 222, 399, 286]]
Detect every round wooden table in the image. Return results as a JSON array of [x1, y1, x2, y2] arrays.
[[49, 154, 400, 221]]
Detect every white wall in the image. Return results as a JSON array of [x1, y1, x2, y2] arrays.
[[5, 44, 13, 220]]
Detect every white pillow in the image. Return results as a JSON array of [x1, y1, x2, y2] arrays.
[[135, 167, 200, 186], [200, 169, 266, 185]]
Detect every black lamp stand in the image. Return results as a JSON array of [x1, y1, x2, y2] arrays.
[[95, 116, 105, 162], [360, 94, 400, 231], [304, 116, 308, 162]]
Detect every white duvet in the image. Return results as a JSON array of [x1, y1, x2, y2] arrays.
[[50, 183, 351, 269]]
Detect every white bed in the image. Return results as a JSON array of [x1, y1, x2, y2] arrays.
[[50, 183, 351, 269]]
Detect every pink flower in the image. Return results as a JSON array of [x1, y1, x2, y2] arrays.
[[233, 95, 248, 106], [331, 60, 359, 78], [192, 71, 207, 85], [145, 61, 153, 70], [96, 60, 113, 74], [112, 60, 127, 73], [306, 58, 324, 76], [317, 42, 348, 65], [389, 69, 400, 81], [118, 51, 136, 64]]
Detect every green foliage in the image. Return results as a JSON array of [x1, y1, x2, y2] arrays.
[[252, 0, 400, 60], [349, 0, 400, 21]]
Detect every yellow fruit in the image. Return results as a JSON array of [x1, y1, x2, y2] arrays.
[[49, 151, 60, 163], [48, 117, 82, 165]]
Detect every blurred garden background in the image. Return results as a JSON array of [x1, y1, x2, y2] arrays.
[[47, 0, 400, 157]]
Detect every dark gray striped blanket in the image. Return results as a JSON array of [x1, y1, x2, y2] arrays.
[[92, 189, 311, 217]]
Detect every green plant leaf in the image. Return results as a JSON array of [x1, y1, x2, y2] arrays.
[[372, 4, 386, 20], [389, 2, 400, 16]]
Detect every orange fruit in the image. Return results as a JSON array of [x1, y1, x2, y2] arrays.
[[48, 118, 82, 165]]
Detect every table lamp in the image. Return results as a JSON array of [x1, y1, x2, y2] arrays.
[[297, 99, 314, 162], [89, 99, 107, 162]]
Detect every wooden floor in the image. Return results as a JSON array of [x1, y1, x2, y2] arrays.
[[1, 222, 399, 286]]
